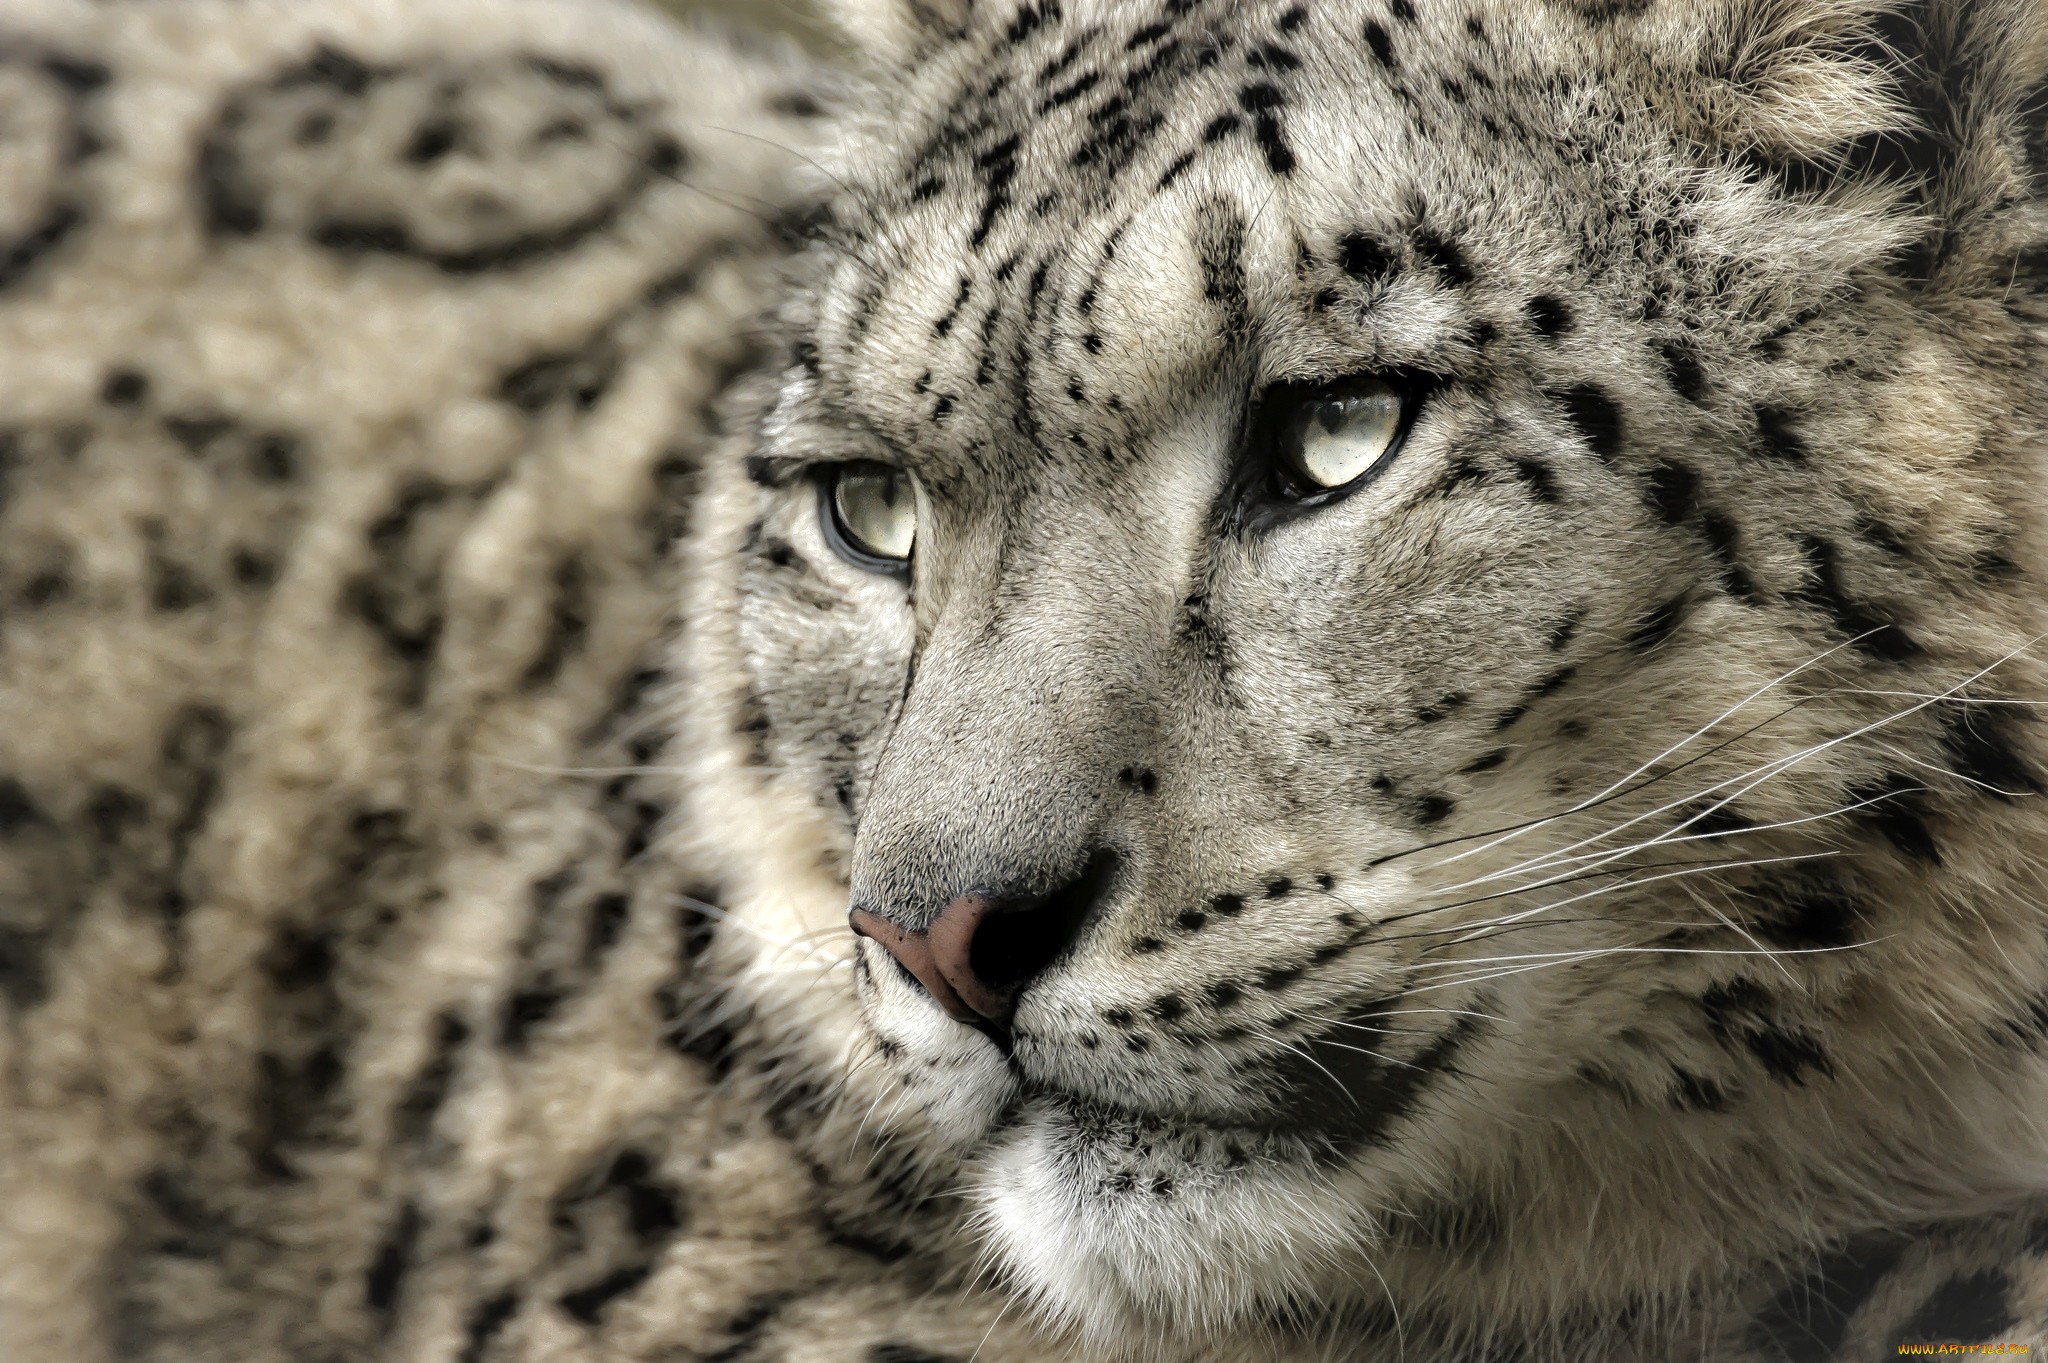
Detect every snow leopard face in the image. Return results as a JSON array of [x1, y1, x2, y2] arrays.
[[679, 0, 2048, 1349]]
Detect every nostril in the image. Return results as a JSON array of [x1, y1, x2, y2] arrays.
[[851, 847, 1123, 1035], [850, 904, 978, 1025], [967, 845, 1121, 994]]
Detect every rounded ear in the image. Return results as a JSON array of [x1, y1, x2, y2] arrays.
[[820, 0, 974, 65]]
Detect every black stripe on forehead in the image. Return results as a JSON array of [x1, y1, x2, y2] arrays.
[[869, 0, 1298, 252]]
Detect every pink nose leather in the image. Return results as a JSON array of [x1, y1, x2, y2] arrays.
[[849, 894, 1014, 1025]]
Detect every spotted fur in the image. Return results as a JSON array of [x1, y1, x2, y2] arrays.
[[8, 0, 2048, 1360]]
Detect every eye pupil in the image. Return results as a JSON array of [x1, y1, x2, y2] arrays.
[[824, 462, 917, 570]]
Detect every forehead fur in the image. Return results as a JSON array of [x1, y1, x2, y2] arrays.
[[794, 0, 2008, 495]]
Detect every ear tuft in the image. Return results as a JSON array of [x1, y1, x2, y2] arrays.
[[821, 0, 974, 66]]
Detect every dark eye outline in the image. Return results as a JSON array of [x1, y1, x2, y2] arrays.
[[815, 461, 916, 580], [1227, 371, 1440, 532]]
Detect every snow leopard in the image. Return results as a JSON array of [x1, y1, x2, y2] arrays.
[[7, 0, 2048, 1361], [672, 0, 2048, 1357]]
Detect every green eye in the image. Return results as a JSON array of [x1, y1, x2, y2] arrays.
[[821, 462, 917, 572], [1274, 377, 1407, 493]]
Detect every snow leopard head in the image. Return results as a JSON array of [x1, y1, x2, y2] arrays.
[[676, 0, 2048, 1349]]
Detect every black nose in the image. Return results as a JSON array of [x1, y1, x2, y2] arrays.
[[849, 847, 1120, 1037]]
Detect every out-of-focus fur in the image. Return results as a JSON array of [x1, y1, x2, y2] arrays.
[[0, 4, 1060, 1361]]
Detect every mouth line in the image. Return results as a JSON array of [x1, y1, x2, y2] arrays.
[[1000, 1079, 1346, 1168], [996, 1006, 1485, 1149]]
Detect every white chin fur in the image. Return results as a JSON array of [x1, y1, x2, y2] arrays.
[[863, 944, 1019, 1148], [972, 1105, 1372, 1347]]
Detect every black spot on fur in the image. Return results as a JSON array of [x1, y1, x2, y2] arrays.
[[557, 1264, 653, 1326], [395, 1010, 469, 1142], [1412, 227, 1472, 285], [20, 553, 72, 606], [1260, 964, 1303, 991], [404, 116, 462, 164], [1752, 874, 1862, 950], [969, 134, 1020, 249], [500, 987, 565, 1048], [149, 551, 212, 612], [1940, 706, 2043, 802], [621, 799, 664, 861], [1252, 111, 1295, 173], [1554, 384, 1623, 462], [1273, 1011, 1482, 1144], [1462, 749, 1508, 774], [249, 433, 299, 481], [1749, 1233, 1910, 1359], [1249, 43, 1303, 72], [1745, 1026, 1835, 1087], [1699, 511, 1759, 601], [1892, 1271, 2018, 1349], [1753, 406, 1808, 461], [1700, 979, 1834, 1085], [1854, 514, 1912, 558], [1640, 461, 1697, 524], [102, 369, 150, 407], [1527, 295, 1572, 337], [365, 1201, 423, 1325], [0, 199, 83, 293], [1848, 770, 1941, 863], [458, 1291, 521, 1363], [42, 54, 110, 91], [1157, 151, 1197, 189], [607, 1149, 687, 1244], [1671, 1069, 1728, 1112], [1265, 878, 1293, 898], [1339, 230, 1396, 279], [585, 892, 630, 961], [136, 1167, 230, 1260], [0, 778, 42, 833], [1788, 535, 1920, 660], [1509, 456, 1561, 503], [163, 413, 232, 452], [1390, 0, 1417, 20], [520, 555, 592, 690], [1363, 20, 1397, 68], [870, 1346, 966, 1363], [1628, 595, 1688, 651], [1211, 893, 1245, 916], [1433, 455, 1489, 497], [1659, 340, 1708, 402]]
